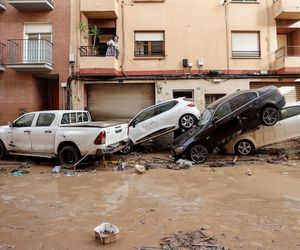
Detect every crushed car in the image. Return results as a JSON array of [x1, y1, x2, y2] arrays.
[[120, 98, 201, 154], [171, 86, 286, 163], [223, 102, 300, 155]]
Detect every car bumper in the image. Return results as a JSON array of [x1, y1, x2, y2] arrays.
[[96, 139, 129, 156]]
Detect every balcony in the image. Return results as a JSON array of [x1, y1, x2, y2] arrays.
[[0, 0, 6, 11], [8, 0, 54, 10], [273, 0, 300, 20], [0, 42, 4, 72], [7, 39, 53, 71], [275, 46, 300, 73], [79, 45, 119, 75], [80, 0, 118, 19]]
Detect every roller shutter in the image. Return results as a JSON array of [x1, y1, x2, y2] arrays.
[[250, 82, 299, 103], [87, 83, 155, 121]]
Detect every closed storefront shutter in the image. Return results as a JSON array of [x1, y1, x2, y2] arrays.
[[87, 83, 155, 121]]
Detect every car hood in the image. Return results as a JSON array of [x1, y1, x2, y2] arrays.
[[172, 125, 204, 148]]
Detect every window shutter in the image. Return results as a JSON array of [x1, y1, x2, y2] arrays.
[[135, 32, 164, 41], [232, 32, 260, 57], [24, 23, 52, 34]]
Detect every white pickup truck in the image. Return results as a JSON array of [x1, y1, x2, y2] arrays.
[[0, 110, 128, 166]]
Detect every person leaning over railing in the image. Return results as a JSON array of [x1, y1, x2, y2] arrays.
[[106, 35, 119, 59]]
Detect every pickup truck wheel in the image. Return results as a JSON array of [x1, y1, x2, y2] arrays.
[[189, 145, 208, 163], [179, 114, 196, 130], [119, 141, 134, 155], [0, 141, 7, 159], [235, 140, 254, 156], [261, 107, 278, 126], [59, 145, 80, 167]]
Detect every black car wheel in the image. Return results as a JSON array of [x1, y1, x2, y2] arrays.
[[119, 141, 134, 155], [0, 140, 7, 160], [235, 140, 254, 156], [189, 145, 208, 163], [261, 107, 278, 126], [59, 145, 80, 167], [179, 114, 196, 130]]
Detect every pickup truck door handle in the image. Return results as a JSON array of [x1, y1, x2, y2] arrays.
[[45, 130, 52, 133], [115, 129, 122, 133], [24, 130, 31, 133]]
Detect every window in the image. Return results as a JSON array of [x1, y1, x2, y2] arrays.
[[134, 31, 165, 57], [70, 113, 76, 123], [14, 114, 35, 127], [205, 94, 226, 107], [231, 0, 258, 2], [232, 32, 260, 57], [61, 113, 70, 125], [214, 102, 232, 119], [83, 112, 89, 122], [230, 94, 251, 109], [157, 101, 178, 114], [24, 23, 52, 63], [134, 106, 156, 124], [36, 113, 55, 127], [173, 90, 194, 101]]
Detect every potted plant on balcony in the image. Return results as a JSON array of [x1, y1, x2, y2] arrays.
[[89, 25, 102, 56]]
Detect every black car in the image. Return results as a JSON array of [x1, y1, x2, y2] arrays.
[[171, 86, 286, 163]]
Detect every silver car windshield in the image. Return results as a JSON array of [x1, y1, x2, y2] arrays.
[[198, 108, 213, 126]]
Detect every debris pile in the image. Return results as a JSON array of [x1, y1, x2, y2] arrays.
[[160, 228, 229, 250]]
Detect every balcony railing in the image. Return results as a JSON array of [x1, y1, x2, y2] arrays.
[[276, 46, 300, 59], [0, 0, 6, 10], [7, 39, 53, 71], [79, 45, 118, 58], [8, 0, 54, 10]]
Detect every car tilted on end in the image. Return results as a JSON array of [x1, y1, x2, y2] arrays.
[[223, 102, 300, 155], [0, 110, 129, 166], [171, 86, 286, 163], [120, 98, 201, 154]]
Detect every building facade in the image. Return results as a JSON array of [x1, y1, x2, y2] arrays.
[[0, 0, 71, 124], [70, 0, 300, 121]]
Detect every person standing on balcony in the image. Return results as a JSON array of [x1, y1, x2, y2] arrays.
[[106, 35, 119, 59]]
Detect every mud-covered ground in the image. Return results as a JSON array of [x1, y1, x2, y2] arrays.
[[0, 141, 300, 250]]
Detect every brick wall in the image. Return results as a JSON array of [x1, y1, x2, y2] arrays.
[[0, 0, 70, 125]]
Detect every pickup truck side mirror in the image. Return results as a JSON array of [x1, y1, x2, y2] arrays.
[[132, 120, 138, 128]]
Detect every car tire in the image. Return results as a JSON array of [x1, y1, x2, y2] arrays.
[[189, 144, 208, 163], [58, 145, 81, 167], [261, 107, 278, 126], [119, 141, 134, 155], [0, 140, 7, 160], [179, 114, 196, 130], [235, 140, 254, 156]]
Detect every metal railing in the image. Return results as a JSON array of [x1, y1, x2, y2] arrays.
[[275, 46, 300, 59], [0, 0, 6, 7], [7, 39, 53, 65], [79, 45, 117, 57], [0, 42, 4, 66]]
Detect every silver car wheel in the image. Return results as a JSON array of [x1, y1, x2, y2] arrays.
[[236, 141, 253, 155], [180, 114, 195, 129], [262, 107, 278, 126], [189, 145, 208, 163]]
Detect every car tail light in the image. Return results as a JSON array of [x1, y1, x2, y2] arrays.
[[94, 131, 106, 145], [187, 103, 196, 107]]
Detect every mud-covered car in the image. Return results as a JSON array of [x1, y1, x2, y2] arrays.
[[223, 102, 300, 155], [171, 86, 286, 163]]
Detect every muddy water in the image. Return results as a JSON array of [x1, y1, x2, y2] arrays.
[[0, 162, 300, 250]]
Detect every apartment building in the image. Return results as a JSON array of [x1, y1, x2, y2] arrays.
[[0, 0, 70, 124], [69, 0, 300, 121]]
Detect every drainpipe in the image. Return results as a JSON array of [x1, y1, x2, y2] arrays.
[[66, 61, 76, 110], [224, 0, 230, 74]]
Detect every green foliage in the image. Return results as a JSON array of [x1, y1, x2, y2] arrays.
[[89, 25, 102, 46]]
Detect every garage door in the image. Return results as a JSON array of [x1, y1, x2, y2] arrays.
[[250, 82, 300, 103], [87, 83, 155, 120]]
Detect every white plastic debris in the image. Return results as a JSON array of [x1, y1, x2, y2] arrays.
[[135, 164, 146, 174], [52, 165, 61, 173], [93, 222, 119, 245], [176, 159, 193, 169]]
